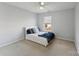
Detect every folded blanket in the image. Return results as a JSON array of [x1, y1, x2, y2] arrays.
[[38, 32, 55, 43]]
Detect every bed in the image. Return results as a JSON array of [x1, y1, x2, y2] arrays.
[[24, 26, 55, 47]]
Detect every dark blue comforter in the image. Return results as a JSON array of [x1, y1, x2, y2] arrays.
[[38, 32, 55, 43]]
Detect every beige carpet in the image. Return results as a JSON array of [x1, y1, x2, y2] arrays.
[[0, 39, 78, 56]]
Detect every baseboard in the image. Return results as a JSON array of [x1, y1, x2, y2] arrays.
[[0, 38, 23, 48], [56, 36, 74, 42]]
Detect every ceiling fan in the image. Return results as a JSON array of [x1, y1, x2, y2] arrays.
[[39, 2, 45, 10]]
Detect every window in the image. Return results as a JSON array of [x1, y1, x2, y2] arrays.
[[45, 23, 51, 30], [43, 16, 52, 32]]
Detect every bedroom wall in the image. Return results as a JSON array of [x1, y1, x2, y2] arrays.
[[75, 3, 79, 54], [37, 8, 75, 41], [0, 3, 36, 47]]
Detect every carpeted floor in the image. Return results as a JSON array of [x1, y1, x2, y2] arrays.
[[0, 39, 78, 56]]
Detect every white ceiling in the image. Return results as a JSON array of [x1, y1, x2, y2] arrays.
[[6, 2, 77, 13]]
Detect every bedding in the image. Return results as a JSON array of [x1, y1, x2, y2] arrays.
[[38, 32, 55, 43], [27, 28, 35, 34]]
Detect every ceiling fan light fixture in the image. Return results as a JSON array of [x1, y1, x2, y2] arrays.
[[39, 2, 45, 10], [41, 2, 44, 5], [40, 6, 44, 10]]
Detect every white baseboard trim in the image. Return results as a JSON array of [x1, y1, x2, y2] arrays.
[[0, 38, 23, 48], [56, 36, 74, 42]]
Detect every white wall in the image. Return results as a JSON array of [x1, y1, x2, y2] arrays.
[[37, 8, 75, 41], [75, 3, 79, 54], [0, 3, 36, 47]]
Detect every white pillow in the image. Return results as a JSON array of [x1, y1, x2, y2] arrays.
[[34, 27, 40, 33]]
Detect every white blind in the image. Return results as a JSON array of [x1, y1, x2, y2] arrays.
[[43, 16, 52, 23]]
